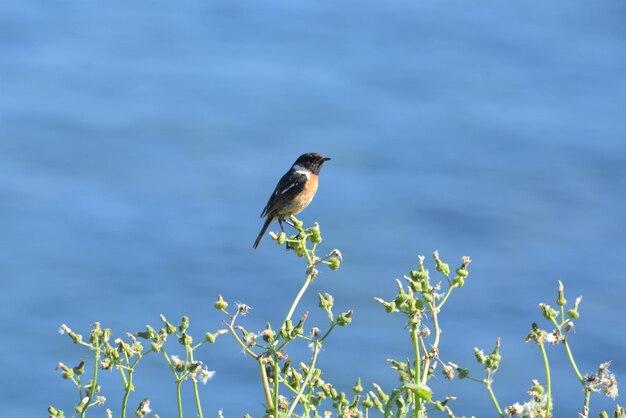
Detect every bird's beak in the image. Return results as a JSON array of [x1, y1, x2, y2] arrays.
[[322, 157, 331, 162]]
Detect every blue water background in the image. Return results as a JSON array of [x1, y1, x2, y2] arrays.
[[1, 1, 625, 416]]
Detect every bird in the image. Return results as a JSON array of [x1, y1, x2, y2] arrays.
[[253, 152, 331, 249]]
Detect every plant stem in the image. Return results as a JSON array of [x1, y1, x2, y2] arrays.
[[485, 370, 504, 417], [258, 358, 274, 411], [121, 370, 133, 418], [411, 326, 425, 418], [563, 338, 590, 413], [421, 302, 440, 385], [287, 342, 320, 417], [436, 286, 456, 310], [188, 348, 204, 418], [176, 379, 184, 418], [283, 270, 314, 325], [81, 344, 101, 418], [192, 378, 203, 418], [538, 342, 552, 415], [563, 339, 584, 383], [583, 390, 591, 416]]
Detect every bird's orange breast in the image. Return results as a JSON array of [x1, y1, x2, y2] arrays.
[[277, 174, 318, 217]]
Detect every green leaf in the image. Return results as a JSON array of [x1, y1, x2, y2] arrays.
[[406, 382, 432, 402], [383, 383, 433, 418]]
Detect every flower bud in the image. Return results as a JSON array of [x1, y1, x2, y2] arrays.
[[567, 296, 582, 319], [410, 269, 428, 281], [278, 232, 286, 245], [262, 324, 275, 343], [73, 359, 85, 376], [187, 361, 201, 373], [159, 315, 177, 334], [136, 326, 156, 341], [539, 303, 558, 321], [455, 267, 468, 278], [474, 348, 485, 364], [214, 295, 228, 311], [179, 316, 189, 333], [433, 251, 450, 277], [328, 257, 341, 270], [309, 224, 322, 244], [352, 377, 363, 393], [205, 332, 217, 344], [178, 333, 193, 346], [530, 381, 544, 395], [394, 293, 411, 309], [75, 397, 89, 414], [318, 293, 334, 308], [89, 322, 103, 345], [372, 383, 389, 403], [336, 310, 353, 326], [280, 320, 294, 339], [374, 297, 395, 313], [556, 280, 567, 306], [294, 245, 305, 257], [410, 298, 424, 312], [567, 309, 579, 320], [361, 394, 374, 409], [60, 324, 83, 344], [370, 392, 383, 410]]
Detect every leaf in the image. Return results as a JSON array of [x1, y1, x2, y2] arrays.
[[405, 382, 433, 402], [383, 383, 433, 418]]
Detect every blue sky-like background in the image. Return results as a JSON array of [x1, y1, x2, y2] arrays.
[[1, 1, 625, 416]]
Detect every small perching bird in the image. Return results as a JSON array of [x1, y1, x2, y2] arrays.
[[253, 153, 331, 249]]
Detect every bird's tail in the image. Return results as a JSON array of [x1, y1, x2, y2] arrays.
[[253, 216, 274, 249]]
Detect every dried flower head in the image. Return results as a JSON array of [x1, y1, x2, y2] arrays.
[[236, 303, 252, 315], [199, 366, 216, 384]]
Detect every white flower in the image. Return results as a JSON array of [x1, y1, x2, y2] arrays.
[[199, 366, 216, 384]]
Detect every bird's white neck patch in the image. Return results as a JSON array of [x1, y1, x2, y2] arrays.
[[293, 164, 311, 179]]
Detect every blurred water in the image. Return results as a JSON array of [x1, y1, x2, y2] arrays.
[[1, 1, 625, 416]]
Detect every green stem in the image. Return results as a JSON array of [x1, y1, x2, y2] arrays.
[[258, 358, 274, 411], [272, 353, 280, 416], [319, 323, 337, 341], [411, 326, 425, 418], [188, 348, 204, 418], [192, 378, 203, 418], [563, 338, 589, 414], [121, 370, 133, 418], [224, 322, 258, 359], [287, 342, 320, 417], [563, 338, 584, 383], [81, 344, 101, 418], [283, 270, 314, 325], [538, 342, 552, 415], [436, 285, 456, 310], [485, 370, 504, 417], [421, 302, 440, 385], [176, 379, 184, 418]]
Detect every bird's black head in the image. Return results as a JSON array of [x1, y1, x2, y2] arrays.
[[293, 153, 331, 175]]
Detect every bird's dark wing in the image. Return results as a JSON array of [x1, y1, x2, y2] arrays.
[[260, 169, 307, 217]]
